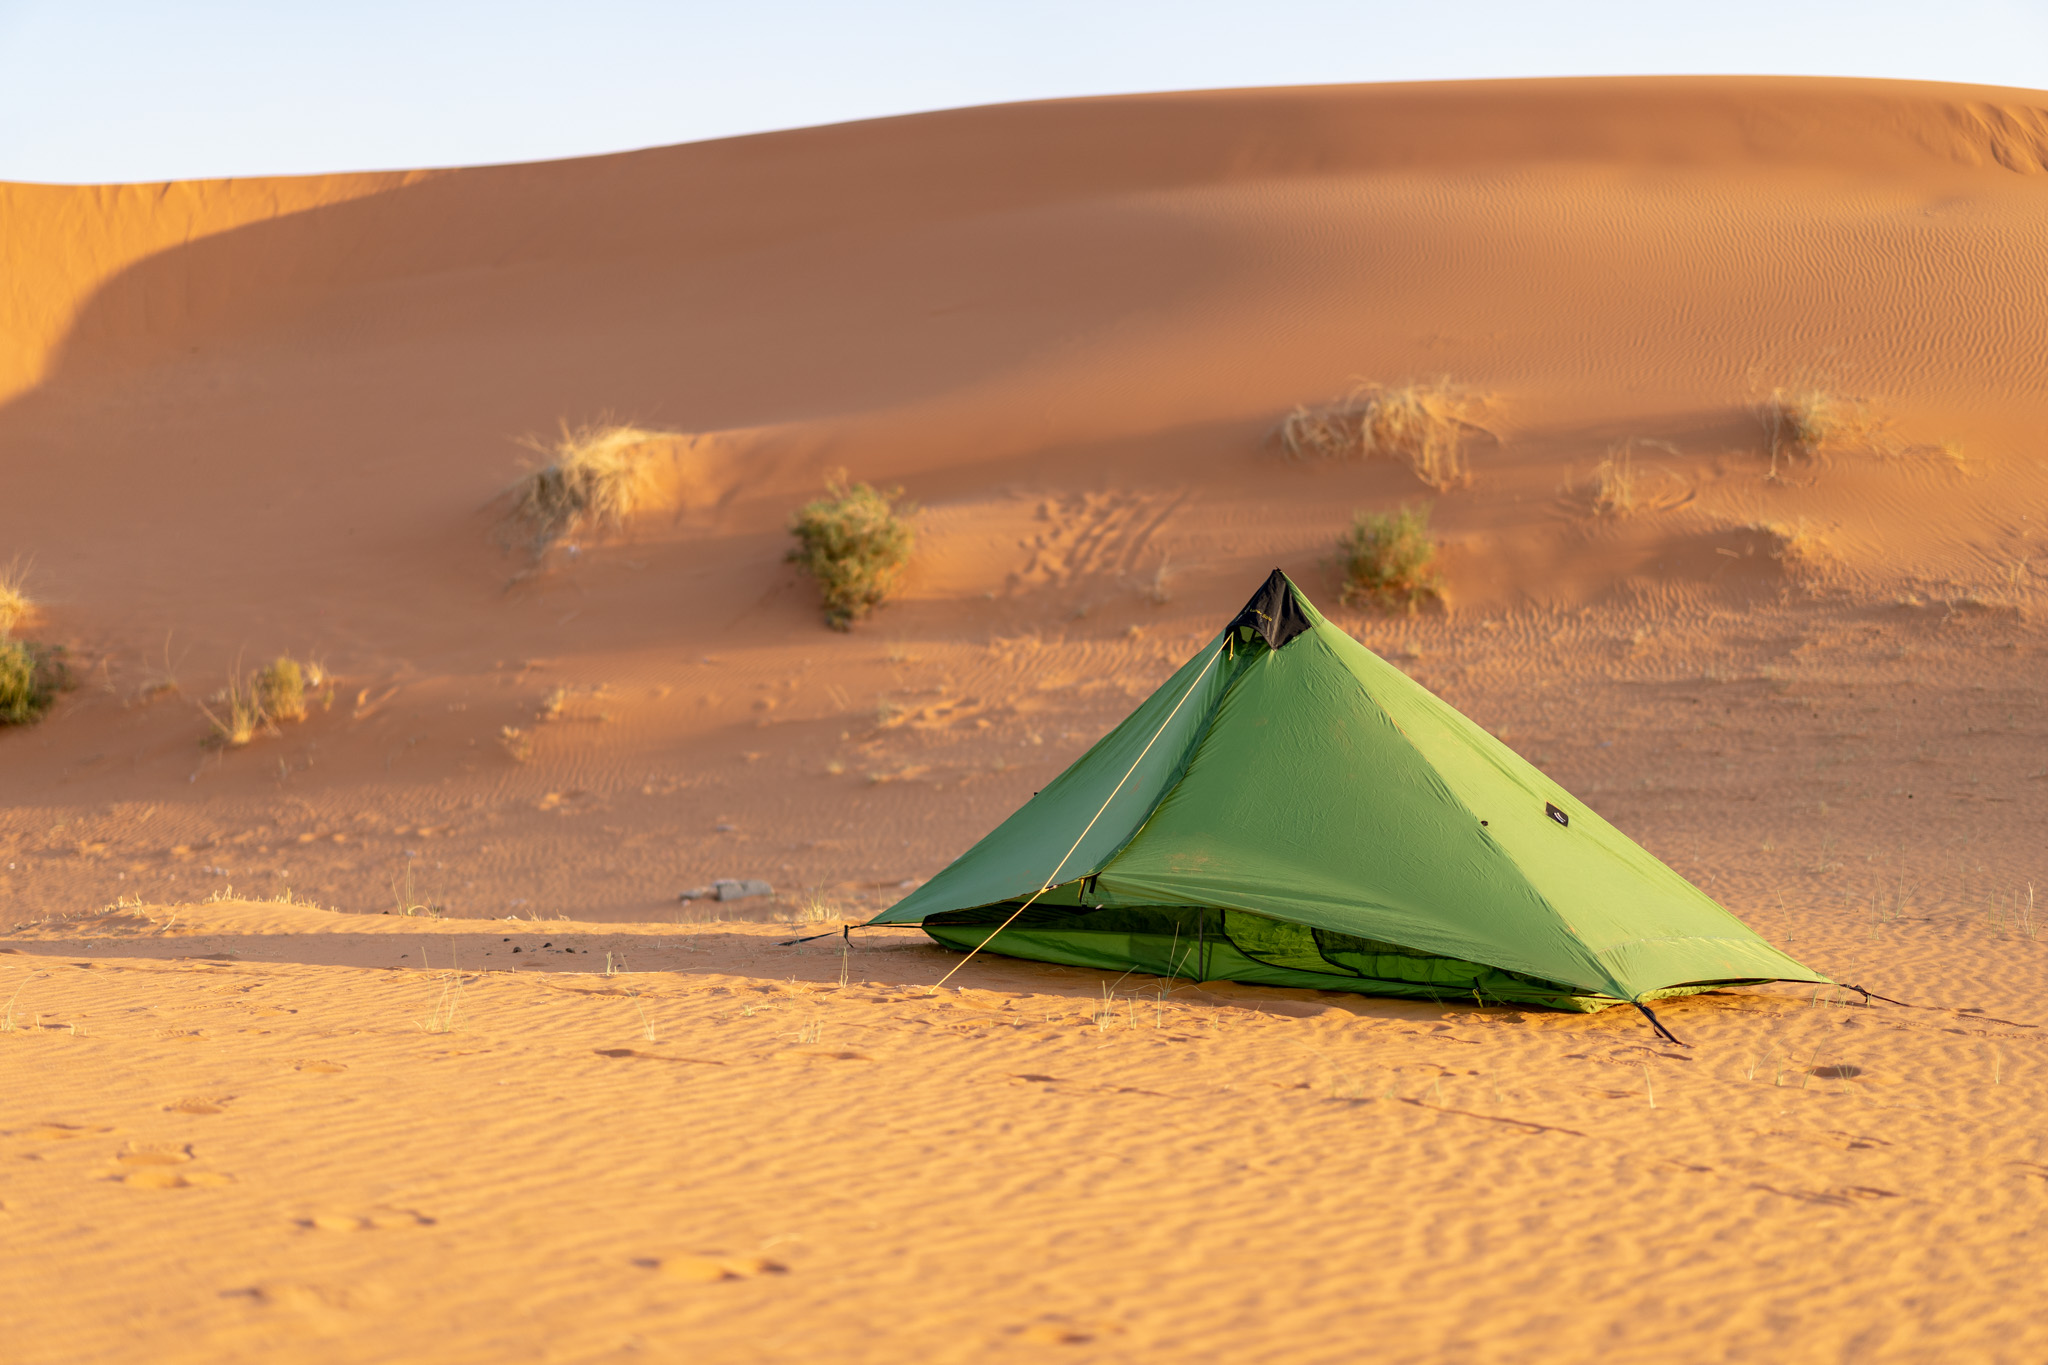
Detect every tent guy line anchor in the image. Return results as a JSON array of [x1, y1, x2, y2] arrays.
[[1633, 1001, 1689, 1047], [923, 640, 1228, 996], [1836, 981, 1913, 1008]]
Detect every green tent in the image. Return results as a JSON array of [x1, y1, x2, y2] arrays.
[[872, 570, 1826, 1027]]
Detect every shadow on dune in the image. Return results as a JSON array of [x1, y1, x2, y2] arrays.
[[4, 926, 1488, 1021]]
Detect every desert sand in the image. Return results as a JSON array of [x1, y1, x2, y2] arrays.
[[4, 75, 2048, 1362]]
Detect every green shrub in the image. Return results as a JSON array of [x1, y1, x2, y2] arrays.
[[0, 638, 67, 726], [256, 656, 307, 722], [1337, 503, 1442, 613], [787, 477, 916, 630]]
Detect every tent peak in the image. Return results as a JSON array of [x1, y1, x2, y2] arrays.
[[1226, 569, 1314, 650]]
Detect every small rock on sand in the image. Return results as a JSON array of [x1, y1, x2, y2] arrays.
[[677, 878, 774, 903]]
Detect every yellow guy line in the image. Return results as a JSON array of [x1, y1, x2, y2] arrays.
[[928, 640, 1228, 995]]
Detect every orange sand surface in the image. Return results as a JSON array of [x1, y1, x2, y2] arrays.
[[5, 76, 2048, 1362]]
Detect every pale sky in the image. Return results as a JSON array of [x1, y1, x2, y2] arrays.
[[3, 0, 2045, 183]]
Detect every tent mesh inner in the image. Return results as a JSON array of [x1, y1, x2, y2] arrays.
[[924, 901, 1610, 1006]]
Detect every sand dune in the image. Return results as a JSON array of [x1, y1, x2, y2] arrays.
[[5, 76, 2048, 1361]]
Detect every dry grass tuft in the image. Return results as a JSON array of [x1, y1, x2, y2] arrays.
[[503, 423, 679, 556], [1753, 389, 1897, 477], [1280, 381, 1490, 491], [1589, 441, 1644, 516], [1336, 503, 1443, 613], [199, 671, 266, 748], [1578, 438, 1689, 517], [1752, 518, 1833, 568], [787, 476, 917, 631], [199, 655, 316, 748], [790, 895, 842, 927], [0, 560, 32, 636]]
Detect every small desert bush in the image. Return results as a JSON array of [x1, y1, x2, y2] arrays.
[[256, 656, 307, 722], [787, 477, 916, 630], [1337, 503, 1442, 613], [1, 563, 74, 726], [503, 423, 678, 556], [0, 638, 67, 726], [1280, 381, 1489, 491]]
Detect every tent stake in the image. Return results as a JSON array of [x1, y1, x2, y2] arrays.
[[1837, 981, 1912, 1008], [1634, 1001, 1689, 1047]]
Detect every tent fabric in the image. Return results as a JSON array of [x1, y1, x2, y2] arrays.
[[872, 570, 1826, 1011]]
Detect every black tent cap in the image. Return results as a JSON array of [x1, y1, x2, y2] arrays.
[[1227, 569, 1314, 650]]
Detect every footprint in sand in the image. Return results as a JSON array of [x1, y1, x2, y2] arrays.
[[1004, 1316, 1126, 1346], [222, 1279, 393, 1316], [295, 1207, 436, 1232], [6, 1122, 114, 1142], [120, 1167, 235, 1189], [108, 1143, 234, 1188], [634, 1254, 787, 1283]]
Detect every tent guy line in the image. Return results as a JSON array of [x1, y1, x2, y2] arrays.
[[921, 637, 1228, 995]]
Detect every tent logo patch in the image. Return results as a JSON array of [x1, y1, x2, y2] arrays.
[[1545, 802, 1570, 828]]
